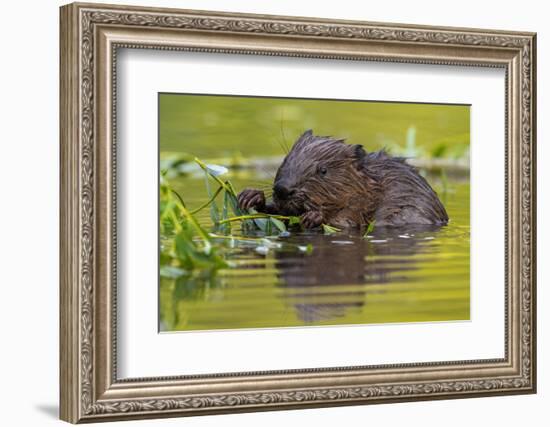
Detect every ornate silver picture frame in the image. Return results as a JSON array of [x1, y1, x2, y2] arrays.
[[60, 2, 536, 423]]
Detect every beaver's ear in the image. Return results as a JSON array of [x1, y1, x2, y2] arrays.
[[298, 129, 313, 141], [353, 144, 367, 168], [292, 129, 314, 149]]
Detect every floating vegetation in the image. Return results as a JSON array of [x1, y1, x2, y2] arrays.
[[322, 224, 342, 235], [159, 173, 229, 278], [160, 157, 315, 277], [363, 220, 376, 238]]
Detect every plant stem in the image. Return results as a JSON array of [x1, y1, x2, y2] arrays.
[[218, 214, 291, 225], [209, 233, 268, 242], [170, 189, 186, 209], [194, 158, 234, 194], [179, 204, 212, 253], [190, 185, 223, 215]]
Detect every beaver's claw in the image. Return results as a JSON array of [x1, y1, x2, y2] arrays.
[[237, 188, 266, 211], [300, 211, 323, 229]]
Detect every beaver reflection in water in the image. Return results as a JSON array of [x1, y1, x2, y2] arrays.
[[238, 130, 448, 229], [274, 228, 437, 323]]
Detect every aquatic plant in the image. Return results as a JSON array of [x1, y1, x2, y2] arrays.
[[159, 173, 229, 279], [160, 157, 315, 277], [322, 224, 342, 235], [194, 157, 302, 235], [363, 220, 376, 238]]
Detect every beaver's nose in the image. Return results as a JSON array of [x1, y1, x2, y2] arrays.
[[274, 183, 295, 200]]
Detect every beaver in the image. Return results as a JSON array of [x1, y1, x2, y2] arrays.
[[237, 130, 448, 229]]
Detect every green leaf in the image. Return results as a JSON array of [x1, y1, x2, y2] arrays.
[[270, 217, 287, 233], [226, 192, 242, 217], [322, 224, 341, 235], [265, 218, 273, 234], [253, 217, 268, 232], [203, 170, 219, 224], [363, 220, 376, 238], [246, 207, 266, 232], [220, 190, 232, 235], [288, 216, 301, 226], [225, 180, 239, 198]]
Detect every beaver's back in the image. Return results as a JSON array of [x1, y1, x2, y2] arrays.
[[361, 151, 449, 227]]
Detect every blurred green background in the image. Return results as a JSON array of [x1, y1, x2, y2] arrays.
[[160, 93, 470, 160]]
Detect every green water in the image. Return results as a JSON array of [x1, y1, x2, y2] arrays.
[[159, 94, 470, 332]]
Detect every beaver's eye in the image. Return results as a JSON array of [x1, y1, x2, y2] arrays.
[[318, 165, 328, 176]]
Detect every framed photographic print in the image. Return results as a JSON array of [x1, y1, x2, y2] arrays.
[[59, 2, 537, 423]]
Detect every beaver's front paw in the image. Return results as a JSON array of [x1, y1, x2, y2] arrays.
[[237, 188, 266, 211], [300, 211, 323, 229]]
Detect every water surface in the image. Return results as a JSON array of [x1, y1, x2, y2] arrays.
[[160, 174, 469, 331]]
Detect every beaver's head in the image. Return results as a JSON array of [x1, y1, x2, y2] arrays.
[[272, 130, 367, 216]]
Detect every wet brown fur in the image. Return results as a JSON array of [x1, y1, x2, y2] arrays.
[[238, 130, 448, 229]]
